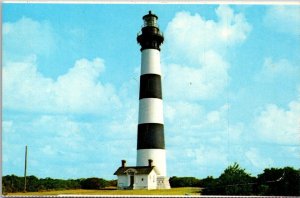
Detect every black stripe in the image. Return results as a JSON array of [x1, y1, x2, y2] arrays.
[[139, 74, 162, 99], [137, 123, 165, 149], [137, 26, 164, 51]]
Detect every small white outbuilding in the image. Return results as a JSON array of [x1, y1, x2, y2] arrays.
[[114, 160, 160, 190]]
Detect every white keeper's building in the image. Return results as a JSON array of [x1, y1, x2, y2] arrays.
[[114, 160, 164, 190]]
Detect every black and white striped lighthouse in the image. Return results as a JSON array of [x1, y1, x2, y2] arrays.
[[136, 11, 170, 188]]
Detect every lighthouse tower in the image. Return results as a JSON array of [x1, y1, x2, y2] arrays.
[[136, 11, 170, 189], [113, 11, 170, 190]]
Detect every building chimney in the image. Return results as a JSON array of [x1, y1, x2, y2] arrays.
[[148, 159, 153, 167], [121, 160, 126, 168]]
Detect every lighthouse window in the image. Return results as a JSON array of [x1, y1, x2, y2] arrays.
[[152, 41, 157, 48], [144, 18, 157, 27]]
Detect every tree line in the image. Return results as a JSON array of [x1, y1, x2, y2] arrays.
[[3, 164, 300, 195], [170, 163, 300, 196], [2, 175, 116, 194]]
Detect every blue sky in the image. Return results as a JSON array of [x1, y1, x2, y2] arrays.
[[2, 3, 300, 180]]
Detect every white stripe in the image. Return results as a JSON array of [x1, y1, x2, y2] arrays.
[[137, 149, 166, 176], [141, 49, 161, 75], [138, 98, 164, 124]]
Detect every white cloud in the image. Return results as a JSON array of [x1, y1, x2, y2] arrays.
[[165, 102, 247, 177], [228, 123, 243, 142], [163, 51, 230, 101], [245, 148, 274, 169], [283, 146, 300, 159], [254, 94, 300, 145], [16, 115, 88, 156], [167, 146, 229, 177], [216, 5, 251, 44], [263, 58, 296, 75], [264, 5, 300, 36], [108, 103, 137, 141], [163, 5, 251, 101], [206, 104, 230, 124], [2, 16, 137, 178], [2, 121, 17, 164], [2, 114, 136, 178], [3, 17, 56, 61], [165, 101, 204, 123], [3, 56, 121, 114], [3, 16, 121, 115], [192, 147, 229, 167], [165, 5, 251, 63], [256, 57, 299, 81], [3, 121, 14, 134], [168, 146, 230, 177], [41, 145, 56, 156], [166, 103, 234, 148]]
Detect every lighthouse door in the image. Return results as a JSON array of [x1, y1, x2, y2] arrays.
[[130, 175, 134, 188]]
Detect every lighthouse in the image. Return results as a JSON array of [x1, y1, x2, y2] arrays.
[[136, 11, 170, 189], [114, 11, 170, 190]]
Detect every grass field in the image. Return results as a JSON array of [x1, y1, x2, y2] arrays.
[[6, 187, 201, 196]]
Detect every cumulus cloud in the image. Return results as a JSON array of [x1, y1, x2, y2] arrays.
[[254, 92, 300, 145], [262, 58, 296, 76], [165, 102, 247, 177], [167, 145, 230, 177], [206, 104, 230, 125], [162, 6, 251, 174], [163, 5, 251, 101], [3, 17, 56, 61], [3, 56, 121, 114], [255, 57, 299, 82], [163, 51, 230, 101], [165, 101, 204, 123], [166, 102, 232, 140], [3, 16, 121, 115], [2, 16, 135, 178], [2, 114, 135, 178], [165, 5, 251, 61], [192, 146, 229, 167], [3, 121, 14, 134], [264, 5, 300, 36], [245, 148, 274, 169]]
